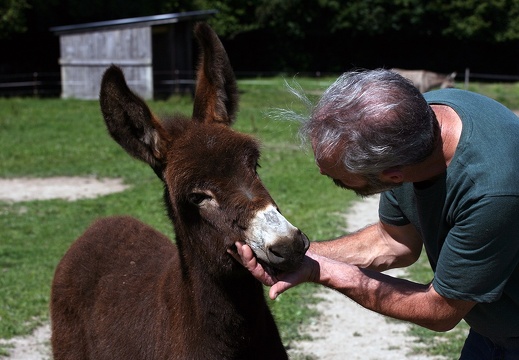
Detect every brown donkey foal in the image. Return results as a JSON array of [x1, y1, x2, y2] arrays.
[[50, 23, 309, 360]]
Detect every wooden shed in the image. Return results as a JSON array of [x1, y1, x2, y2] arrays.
[[50, 10, 217, 100]]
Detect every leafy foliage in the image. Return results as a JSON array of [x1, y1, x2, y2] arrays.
[[3, 0, 519, 74], [4, 0, 519, 42], [0, 0, 30, 38]]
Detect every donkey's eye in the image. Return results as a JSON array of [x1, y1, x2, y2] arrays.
[[188, 192, 212, 206]]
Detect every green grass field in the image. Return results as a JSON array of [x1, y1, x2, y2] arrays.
[[0, 78, 516, 358]]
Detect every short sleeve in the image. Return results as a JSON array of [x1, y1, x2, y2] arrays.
[[379, 189, 411, 226], [433, 195, 519, 302]]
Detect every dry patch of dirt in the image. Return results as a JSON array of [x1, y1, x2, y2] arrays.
[[0, 177, 129, 203], [0, 325, 51, 360]]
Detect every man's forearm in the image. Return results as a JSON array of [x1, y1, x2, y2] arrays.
[[310, 222, 422, 271], [310, 223, 400, 270], [315, 257, 474, 332]]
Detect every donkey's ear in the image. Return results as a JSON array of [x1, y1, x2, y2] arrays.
[[192, 22, 238, 126], [100, 65, 168, 178]]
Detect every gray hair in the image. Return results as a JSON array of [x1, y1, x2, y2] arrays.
[[294, 69, 439, 175]]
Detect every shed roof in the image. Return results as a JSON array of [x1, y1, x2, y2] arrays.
[[50, 9, 217, 34]]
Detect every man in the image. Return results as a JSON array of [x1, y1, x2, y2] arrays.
[[231, 69, 519, 358]]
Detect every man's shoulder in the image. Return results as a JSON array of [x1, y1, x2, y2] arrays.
[[424, 88, 491, 104]]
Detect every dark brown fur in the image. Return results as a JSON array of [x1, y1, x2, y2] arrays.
[[50, 23, 307, 359]]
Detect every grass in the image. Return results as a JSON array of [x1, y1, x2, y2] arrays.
[[0, 76, 351, 355], [464, 81, 519, 109], [0, 78, 517, 358]]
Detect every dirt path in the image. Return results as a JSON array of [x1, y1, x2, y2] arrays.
[[1, 179, 442, 359], [0, 177, 129, 202], [0, 326, 51, 360], [288, 195, 444, 360]]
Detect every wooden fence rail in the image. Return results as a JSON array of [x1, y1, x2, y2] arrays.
[[2, 69, 519, 98]]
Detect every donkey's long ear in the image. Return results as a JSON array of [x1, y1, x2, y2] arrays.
[[100, 65, 168, 178], [192, 22, 238, 126]]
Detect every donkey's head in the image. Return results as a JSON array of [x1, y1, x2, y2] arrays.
[[440, 72, 457, 89], [99, 23, 309, 274]]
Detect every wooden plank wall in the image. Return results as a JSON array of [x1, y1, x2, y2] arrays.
[[59, 27, 153, 99]]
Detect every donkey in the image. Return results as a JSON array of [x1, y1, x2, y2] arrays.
[[391, 68, 456, 93], [50, 22, 309, 360]]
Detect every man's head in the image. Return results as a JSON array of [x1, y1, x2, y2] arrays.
[[300, 68, 440, 195], [314, 146, 404, 197]]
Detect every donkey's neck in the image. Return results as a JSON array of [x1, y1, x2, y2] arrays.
[[190, 269, 266, 319], [164, 236, 270, 357], [173, 232, 268, 321]]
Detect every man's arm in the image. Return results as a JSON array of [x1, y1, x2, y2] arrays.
[[307, 253, 476, 331], [231, 220, 475, 332], [233, 242, 475, 332], [311, 221, 423, 271]]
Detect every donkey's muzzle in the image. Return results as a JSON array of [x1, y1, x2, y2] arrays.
[[265, 229, 310, 272]]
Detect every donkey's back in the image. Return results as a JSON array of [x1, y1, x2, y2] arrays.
[[51, 216, 182, 359]]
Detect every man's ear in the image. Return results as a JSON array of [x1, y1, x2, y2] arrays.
[[381, 167, 404, 183]]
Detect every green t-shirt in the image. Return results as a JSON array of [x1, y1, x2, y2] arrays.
[[379, 89, 519, 344]]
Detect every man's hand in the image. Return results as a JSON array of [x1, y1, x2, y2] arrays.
[[229, 241, 321, 299], [229, 241, 279, 286], [229, 240, 476, 332]]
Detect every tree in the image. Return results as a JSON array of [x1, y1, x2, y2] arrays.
[[0, 0, 30, 39], [2, 0, 519, 74], [428, 0, 519, 42]]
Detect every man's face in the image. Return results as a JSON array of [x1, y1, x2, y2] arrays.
[[315, 155, 400, 197]]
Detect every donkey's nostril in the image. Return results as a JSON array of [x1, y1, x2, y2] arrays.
[[266, 244, 288, 265], [268, 247, 284, 259], [265, 230, 311, 272]]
